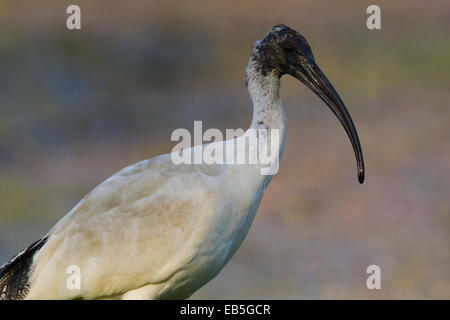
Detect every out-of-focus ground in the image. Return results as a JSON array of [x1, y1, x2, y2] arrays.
[[0, 1, 449, 299]]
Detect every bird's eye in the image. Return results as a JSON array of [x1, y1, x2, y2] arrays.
[[283, 44, 294, 53]]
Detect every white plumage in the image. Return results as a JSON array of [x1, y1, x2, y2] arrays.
[[26, 55, 285, 300], [0, 24, 364, 300]]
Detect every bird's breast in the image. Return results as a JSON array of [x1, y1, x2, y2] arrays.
[[185, 166, 267, 281]]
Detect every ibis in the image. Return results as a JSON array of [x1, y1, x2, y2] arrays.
[[0, 24, 364, 300]]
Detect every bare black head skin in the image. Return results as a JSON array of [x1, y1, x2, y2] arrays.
[[247, 24, 365, 183]]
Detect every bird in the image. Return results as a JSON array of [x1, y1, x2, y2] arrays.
[[0, 24, 365, 300]]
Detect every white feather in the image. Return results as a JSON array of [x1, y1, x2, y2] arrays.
[[25, 55, 286, 300]]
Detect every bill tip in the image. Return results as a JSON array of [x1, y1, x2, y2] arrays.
[[358, 171, 365, 184]]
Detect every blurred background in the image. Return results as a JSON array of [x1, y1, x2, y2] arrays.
[[0, 0, 449, 299]]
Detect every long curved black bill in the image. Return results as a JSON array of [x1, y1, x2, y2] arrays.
[[294, 61, 365, 183]]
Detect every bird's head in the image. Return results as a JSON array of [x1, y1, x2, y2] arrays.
[[250, 24, 365, 184]]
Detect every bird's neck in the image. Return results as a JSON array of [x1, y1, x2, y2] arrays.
[[244, 57, 286, 174], [245, 59, 285, 132]]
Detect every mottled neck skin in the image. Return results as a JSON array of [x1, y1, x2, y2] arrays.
[[244, 54, 287, 173], [245, 56, 286, 132]]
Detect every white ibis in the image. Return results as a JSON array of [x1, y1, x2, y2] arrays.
[[0, 24, 364, 300]]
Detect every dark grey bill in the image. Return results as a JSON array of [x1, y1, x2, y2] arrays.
[[294, 59, 365, 184]]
